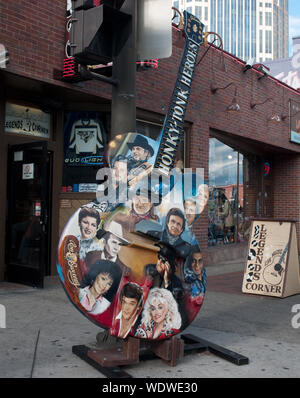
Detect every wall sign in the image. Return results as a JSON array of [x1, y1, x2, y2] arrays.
[[290, 100, 300, 145], [5, 103, 51, 138], [22, 163, 34, 180], [60, 199, 72, 209], [79, 183, 98, 192], [13, 151, 23, 162], [64, 112, 106, 167], [242, 220, 300, 298]]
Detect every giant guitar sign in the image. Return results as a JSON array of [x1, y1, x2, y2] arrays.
[[57, 11, 206, 341]]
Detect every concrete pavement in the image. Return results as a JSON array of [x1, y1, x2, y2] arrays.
[[0, 261, 300, 378]]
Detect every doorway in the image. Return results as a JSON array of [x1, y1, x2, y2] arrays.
[[5, 141, 52, 287]]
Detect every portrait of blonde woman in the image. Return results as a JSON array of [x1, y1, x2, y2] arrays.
[[135, 288, 181, 340]]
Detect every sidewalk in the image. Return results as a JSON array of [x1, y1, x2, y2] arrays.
[[0, 261, 300, 378]]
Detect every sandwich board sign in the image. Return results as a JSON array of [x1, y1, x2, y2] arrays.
[[242, 219, 300, 298]]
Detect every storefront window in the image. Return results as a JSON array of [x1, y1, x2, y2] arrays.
[[62, 111, 109, 192], [62, 117, 186, 193], [208, 138, 244, 246]]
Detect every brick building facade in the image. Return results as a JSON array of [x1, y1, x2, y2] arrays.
[[0, 1, 300, 285]]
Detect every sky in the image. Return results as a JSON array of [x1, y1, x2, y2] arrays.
[[289, 0, 300, 55]]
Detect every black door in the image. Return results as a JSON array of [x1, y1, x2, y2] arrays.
[[5, 141, 52, 288]]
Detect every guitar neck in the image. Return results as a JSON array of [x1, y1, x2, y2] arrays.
[[154, 13, 204, 177], [278, 243, 289, 264]]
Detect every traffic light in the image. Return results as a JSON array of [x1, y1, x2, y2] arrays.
[[70, 0, 131, 65]]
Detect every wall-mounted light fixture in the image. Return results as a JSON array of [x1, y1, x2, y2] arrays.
[[210, 81, 234, 94], [255, 64, 270, 80], [268, 114, 281, 124], [281, 109, 300, 121], [211, 82, 240, 112], [227, 86, 240, 113], [243, 61, 270, 80], [250, 97, 273, 109], [250, 97, 281, 122], [243, 58, 256, 73]]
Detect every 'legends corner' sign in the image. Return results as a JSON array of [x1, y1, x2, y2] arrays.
[[5, 103, 51, 138], [242, 220, 300, 298]]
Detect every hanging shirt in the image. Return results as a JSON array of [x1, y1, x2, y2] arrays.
[[69, 119, 104, 154]]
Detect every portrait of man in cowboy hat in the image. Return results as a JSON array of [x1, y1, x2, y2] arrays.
[[85, 220, 130, 276], [126, 135, 155, 187], [144, 241, 189, 330]]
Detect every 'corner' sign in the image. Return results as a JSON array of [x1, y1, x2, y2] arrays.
[[5, 103, 51, 138], [242, 220, 300, 298]]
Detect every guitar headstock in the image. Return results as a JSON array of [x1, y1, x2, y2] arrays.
[[183, 10, 204, 45]]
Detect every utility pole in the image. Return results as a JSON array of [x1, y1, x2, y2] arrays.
[[111, 0, 137, 138]]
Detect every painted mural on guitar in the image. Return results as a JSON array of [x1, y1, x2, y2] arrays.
[[242, 222, 290, 297], [57, 160, 208, 338], [57, 11, 206, 341]]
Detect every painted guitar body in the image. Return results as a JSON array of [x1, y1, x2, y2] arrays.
[[263, 244, 288, 286], [57, 11, 206, 341]]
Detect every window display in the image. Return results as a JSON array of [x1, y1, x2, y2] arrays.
[[62, 115, 186, 192], [208, 138, 244, 246], [62, 111, 108, 190]]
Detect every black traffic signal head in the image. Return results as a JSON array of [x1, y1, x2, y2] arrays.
[[70, 2, 131, 65]]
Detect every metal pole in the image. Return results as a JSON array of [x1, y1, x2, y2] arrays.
[[111, 0, 137, 138], [236, 152, 240, 244]]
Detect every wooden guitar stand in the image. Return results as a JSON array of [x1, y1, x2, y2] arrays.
[[72, 333, 249, 378]]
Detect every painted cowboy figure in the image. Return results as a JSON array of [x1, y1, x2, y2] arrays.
[[85, 220, 130, 276], [144, 241, 190, 331], [126, 135, 154, 187], [145, 242, 184, 296]]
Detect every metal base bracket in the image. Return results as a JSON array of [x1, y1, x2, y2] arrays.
[[181, 334, 249, 366]]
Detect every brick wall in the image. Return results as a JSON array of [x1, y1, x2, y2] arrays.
[[0, 1, 65, 80], [0, 0, 112, 98], [273, 154, 300, 244]]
